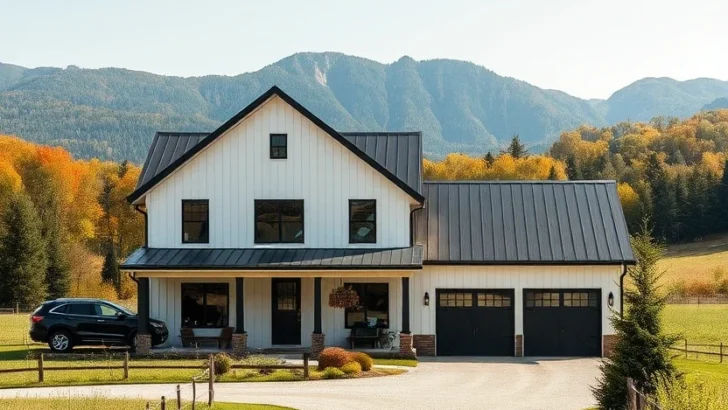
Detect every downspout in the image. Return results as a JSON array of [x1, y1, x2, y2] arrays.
[[128, 271, 139, 284], [619, 264, 628, 319], [409, 201, 426, 247], [134, 205, 148, 248]]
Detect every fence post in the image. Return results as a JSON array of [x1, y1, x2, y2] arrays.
[[721, 342, 724, 364], [123, 351, 129, 379], [146, 402, 150, 410], [38, 353, 44, 383], [192, 379, 196, 410], [160, 396, 166, 410], [208, 354, 215, 407], [685, 339, 688, 358], [626, 378, 637, 410], [303, 352, 309, 379], [176, 384, 181, 410]]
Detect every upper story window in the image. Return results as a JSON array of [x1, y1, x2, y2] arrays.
[[270, 134, 287, 159], [349, 200, 376, 243], [182, 200, 209, 243], [255, 200, 304, 243]]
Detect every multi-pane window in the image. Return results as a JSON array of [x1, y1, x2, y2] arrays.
[[270, 134, 287, 159], [349, 200, 376, 243], [181, 283, 229, 328], [564, 292, 598, 307], [477, 292, 511, 307], [254, 200, 304, 243], [182, 200, 209, 243], [345, 283, 389, 328], [439, 292, 473, 307], [526, 291, 560, 307], [276, 281, 298, 311]]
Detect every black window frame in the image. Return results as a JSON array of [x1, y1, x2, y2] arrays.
[[270, 133, 288, 159], [254, 200, 305, 244], [182, 199, 209, 244], [344, 283, 389, 329], [181, 283, 230, 328], [349, 199, 376, 244]]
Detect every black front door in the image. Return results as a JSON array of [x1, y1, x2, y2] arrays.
[[272, 278, 301, 345]]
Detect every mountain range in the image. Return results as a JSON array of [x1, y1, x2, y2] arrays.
[[1, 52, 727, 162]]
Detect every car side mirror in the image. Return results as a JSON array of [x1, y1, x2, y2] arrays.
[[116, 312, 126, 320]]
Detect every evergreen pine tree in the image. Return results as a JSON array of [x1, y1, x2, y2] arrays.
[[598, 153, 617, 180], [646, 155, 677, 241], [118, 160, 129, 178], [547, 166, 559, 180], [673, 172, 689, 241], [101, 240, 120, 290], [500, 135, 528, 159], [566, 155, 581, 180], [718, 160, 728, 231], [592, 223, 678, 409], [0, 192, 48, 309], [484, 152, 495, 166]]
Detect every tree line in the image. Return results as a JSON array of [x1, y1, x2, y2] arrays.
[[0, 135, 143, 310], [424, 110, 728, 244]]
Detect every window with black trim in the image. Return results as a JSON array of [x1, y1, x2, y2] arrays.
[[182, 200, 209, 243], [181, 283, 229, 328], [525, 291, 560, 307], [255, 200, 304, 243], [349, 200, 376, 243], [270, 134, 287, 159], [564, 291, 598, 307], [477, 292, 511, 307], [345, 283, 389, 328], [438, 292, 473, 307]]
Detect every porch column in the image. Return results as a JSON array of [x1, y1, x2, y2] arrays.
[[311, 277, 325, 358], [399, 276, 415, 357], [135, 276, 152, 355], [232, 277, 248, 357]]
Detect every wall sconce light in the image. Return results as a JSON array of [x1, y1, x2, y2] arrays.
[[608, 292, 614, 308], [424, 292, 430, 306]]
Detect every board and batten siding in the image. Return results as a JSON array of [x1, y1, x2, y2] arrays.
[[149, 275, 401, 349], [145, 96, 415, 249], [410, 265, 622, 336]]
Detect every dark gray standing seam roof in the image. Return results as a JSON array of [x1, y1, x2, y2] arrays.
[[135, 132, 208, 189], [340, 132, 422, 194], [120, 246, 423, 270], [414, 181, 635, 265]]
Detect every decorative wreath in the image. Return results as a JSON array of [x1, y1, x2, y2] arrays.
[[328, 286, 360, 309]]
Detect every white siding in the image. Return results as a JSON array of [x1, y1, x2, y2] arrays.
[[146, 96, 415, 249], [410, 265, 622, 337]]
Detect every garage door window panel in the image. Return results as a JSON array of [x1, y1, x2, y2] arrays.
[[526, 291, 560, 307], [477, 292, 511, 307], [439, 292, 472, 307]]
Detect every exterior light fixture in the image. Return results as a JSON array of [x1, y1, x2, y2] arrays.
[[424, 292, 430, 306], [608, 292, 614, 307]]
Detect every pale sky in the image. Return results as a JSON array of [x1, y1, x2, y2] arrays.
[[1, 0, 725, 100]]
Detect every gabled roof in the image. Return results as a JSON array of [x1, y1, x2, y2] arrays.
[[135, 132, 208, 189], [127, 86, 425, 204], [414, 181, 635, 265], [120, 246, 423, 270]]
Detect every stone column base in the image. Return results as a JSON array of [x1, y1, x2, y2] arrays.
[[399, 333, 415, 358], [311, 333, 325, 359], [135, 334, 152, 355], [603, 335, 619, 358], [515, 335, 523, 357], [232, 333, 248, 358], [413, 335, 436, 356]]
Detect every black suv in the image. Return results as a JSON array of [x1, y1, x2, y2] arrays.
[[29, 298, 168, 352]]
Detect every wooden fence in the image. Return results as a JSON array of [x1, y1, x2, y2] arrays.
[[665, 295, 728, 304], [669, 339, 726, 363], [627, 378, 663, 410], [0, 352, 311, 383]]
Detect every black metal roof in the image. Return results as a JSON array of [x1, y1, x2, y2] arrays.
[[128, 86, 425, 203], [413, 181, 635, 265], [135, 132, 208, 189], [120, 246, 423, 270], [341, 132, 422, 194]]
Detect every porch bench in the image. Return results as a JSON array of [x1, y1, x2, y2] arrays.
[[347, 327, 380, 349], [180, 327, 234, 349]]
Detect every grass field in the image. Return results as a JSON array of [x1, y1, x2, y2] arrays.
[[662, 304, 728, 344], [0, 398, 293, 410], [658, 234, 728, 284]]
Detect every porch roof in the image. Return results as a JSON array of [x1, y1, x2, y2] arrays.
[[120, 246, 423, 270]]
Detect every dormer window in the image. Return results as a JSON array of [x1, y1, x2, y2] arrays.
[[270, 134, 287, 159]]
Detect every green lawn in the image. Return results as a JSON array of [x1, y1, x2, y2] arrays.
[[662, 304, 728, 344], [0, 398, 293, 410], [372, 358, 418, 367], [0, 313, 32, 345]]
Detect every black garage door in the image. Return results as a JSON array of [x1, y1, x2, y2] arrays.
[[436, 289, 514, 356], [523, 289, 601, 356]]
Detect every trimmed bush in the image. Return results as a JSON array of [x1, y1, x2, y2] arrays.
[[317, 347, 352, 370], [340, 361, 362, 375], [322, 367, 346, 379], [349, 352, 373, 371], [206, 353, 233, 376]]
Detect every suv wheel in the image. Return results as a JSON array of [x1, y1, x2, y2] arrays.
[[49, 330, 73, 352]]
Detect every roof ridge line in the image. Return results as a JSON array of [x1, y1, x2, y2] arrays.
[[423, 180, 618, 184]]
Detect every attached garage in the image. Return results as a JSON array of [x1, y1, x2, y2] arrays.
[[523, 289, 601, 356], [436, 289, 514, 356]]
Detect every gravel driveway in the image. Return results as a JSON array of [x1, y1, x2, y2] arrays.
[[0, 357, 601, 410]]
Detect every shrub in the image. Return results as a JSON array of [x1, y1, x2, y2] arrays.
[[206, 353, 233, 376], [349, 352, 373, 371], [317, 347, 352, 370], [322, 367, 346, 379], [340, 361, 362, 375]]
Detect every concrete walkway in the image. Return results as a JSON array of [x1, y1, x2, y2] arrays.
[[0, 357, 601, 410]]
